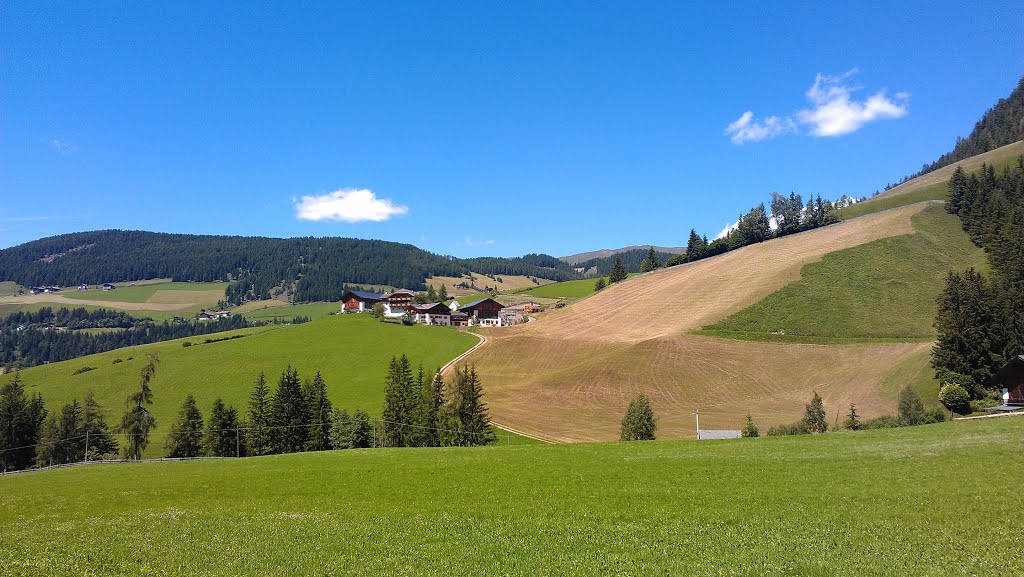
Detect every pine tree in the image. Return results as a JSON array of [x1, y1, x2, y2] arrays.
[[381, 355, 416, 447], [594, 277, 606, 291], [271, 365, 308, 453], [0, 372, 46, 472], [413, 368, 444, 447], [801, 391, 827, 433], [206, 398, 241, 457], [438, 284, 448, 301], [844, 403, 861, 431], [82, 390, 118, 460], [304, 371, 333, 451], [329, 408, 353, 449], [619, 393, 656, 441], [440, 365, 495, 446], [247, 372, 272, 456], [350, 409, 374, 448], [166, 394, 204, 458], [948, 165, 968, 214], [685, 229, 706, 261], [117, 353, 158, 460], [426, 285, 438, 302], [639, 247, 660, 273], [741, 413, 759, 437], [608, 256, 628, 283]]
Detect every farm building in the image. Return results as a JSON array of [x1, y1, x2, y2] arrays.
[[197, 310, 232, 321], [408, 303, 452, 326], [993, 355, 1024, 406], [341, 290, 385, 313], [457, 298, 504, 323], [383, 289, 415, 316], [698, 430, 742, 440]]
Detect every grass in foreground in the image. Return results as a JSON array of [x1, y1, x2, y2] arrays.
[[703, 204, 986, 341], [1, 417, 1021, 576], [1, 315, 478, 457]]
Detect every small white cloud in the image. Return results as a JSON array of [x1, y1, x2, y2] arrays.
[[797, 71, 908, 137], [725, 111, 796, 144], [293, 188, 408, 223], [725, 70, 908, 144], [49, 138, 76, 154], [464, 236, 495, 248], [715, 220, 738, 240]]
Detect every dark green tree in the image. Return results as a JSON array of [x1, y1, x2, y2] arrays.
[[741, 413, 759, 438], [639, 247, 661, 273], [844, 403, 862, 431], [0, 372, 46, 472], [897, 385, 926, 426], [619, 393, 656, 441], [594, 277, 607, 291], [608, 256, 628, 283], [685, 229, 707, 261], [117, 353, 158, 460], [381, 355, 416, 447], [440, 365, 495, 446], [247, 372, 272, 456], [438, 284, 448, 301], [304, 371, 333, 451], [206, 398, 241, 457], [82, 390, 118, 460], [271, 365, 308, 453], [166, 394, 204, 458]]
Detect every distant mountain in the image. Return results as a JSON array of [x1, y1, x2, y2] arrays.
[[560, 245, 686, 266], [0, 230, 580, 304]]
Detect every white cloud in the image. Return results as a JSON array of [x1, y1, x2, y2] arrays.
[[725, 70, 908, 144], [464, 236, 495, 248], [725, 112, 796, 144], [715, 220, 738, 240], [293, 188, 408, 223], [49, 138, 76, 154]]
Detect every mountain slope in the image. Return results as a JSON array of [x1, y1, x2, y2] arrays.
[[560, 245, 686, 265], [460, 203, 934, 441]]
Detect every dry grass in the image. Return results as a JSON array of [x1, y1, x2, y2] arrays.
[[464, 203, 935, 441], [429, 272, 553, 295]]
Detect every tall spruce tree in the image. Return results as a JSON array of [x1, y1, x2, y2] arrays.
[[608, 256, 628, 283], [844, 403, 861, 431], [117, 353, 158, 460], [381, 355, 417, 446], [271, 366, 308, 453], [639, 247, 660, 273], [304, 371, 332, 451], [82, 390, 118, 460], [247, 372, 272, 456], [685, 229, 706, 261], [0, 372, 46, 472], [166, 394, 204, 458], [206, 398, 241, 457], [441, 365, 495, 446]]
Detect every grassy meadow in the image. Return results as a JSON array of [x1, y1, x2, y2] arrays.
[[702, 204, 986, 342], [239, 301, 340, 321], [0, 314, 478, 457], [1, 417, 1021, 576], [0, 280, 228, 321], [514, 276, 608, 298]]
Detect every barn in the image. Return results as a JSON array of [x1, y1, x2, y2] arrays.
[[459, 298, 504, 324], [341, 290, 385, 313], [993, 355, 1024, 406]]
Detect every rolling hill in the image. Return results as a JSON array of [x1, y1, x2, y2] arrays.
[[461, 202, 943, 441], [560, 245, 686, 265], [0, 314, 478, 457], [2, 417, 1021, 576]]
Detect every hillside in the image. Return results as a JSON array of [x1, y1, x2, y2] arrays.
[[2, 417, 1021, 576], [461, 203, 936, 441], [0, 315, 478, 457], [0, 231, 580, 304], [839, 139, 1024, 219], [560, 245, 686, 265], [702, 204, 987, 341]]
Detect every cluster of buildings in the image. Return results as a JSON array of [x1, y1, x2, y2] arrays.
[[30, 283, 116, 294], [341, 289, 533, 327], [196, 309, 233, 321]]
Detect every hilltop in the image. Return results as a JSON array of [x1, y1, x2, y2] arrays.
[[560, 245, 686, 265]]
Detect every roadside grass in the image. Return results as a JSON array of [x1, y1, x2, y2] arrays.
[[1, 417, 1020, 576], [0, 314, 478, 457], [702, 204, 986, 341]]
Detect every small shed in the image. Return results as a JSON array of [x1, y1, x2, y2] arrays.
[[992, 355, 1024, 406]]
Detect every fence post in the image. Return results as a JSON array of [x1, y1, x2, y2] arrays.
[[235, 427, 240, 457]]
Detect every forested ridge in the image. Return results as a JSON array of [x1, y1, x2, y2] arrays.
[[0, 231, 580, 304]]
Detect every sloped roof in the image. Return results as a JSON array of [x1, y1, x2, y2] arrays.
[[343, 290, 385, 300], [460, 297, 501, 310], [409, 303, 450, 314], [993, 355, 1024, 383]]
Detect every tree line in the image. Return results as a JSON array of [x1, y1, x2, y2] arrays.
[[932, 158, 1024, 399], [1, 353, 496, 472], [1, 307, 251, 369]]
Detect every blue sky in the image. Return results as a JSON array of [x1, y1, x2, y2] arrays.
[[2, 2, 1021, 257]]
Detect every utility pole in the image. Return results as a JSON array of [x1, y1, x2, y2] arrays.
[[692, 410, 701, 440], [84, 429, 90, 463], [235, 427, 240, 458]]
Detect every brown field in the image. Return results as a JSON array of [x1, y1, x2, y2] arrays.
[[463, 203, 937, 441], [429, 272, 554, 295]]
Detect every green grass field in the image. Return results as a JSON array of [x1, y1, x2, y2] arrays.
[[701, 204, 986, 342], [1, 417, 1021, 576], [62, 281, 227, 303], [839, 180, 949, 220], [0, 315, 479, 457], [514, 276, 607, 298], [239, 302, 340, 321]]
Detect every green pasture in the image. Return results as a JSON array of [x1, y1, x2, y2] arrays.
[[839, 181, 949, 220], [701, 204, 986, 342], [63, 281, 227, 303], [1, 417, 1021, 576], [1, 314, 478, 457], [240, 302, 340, 321], [0, 302, 180, 322]]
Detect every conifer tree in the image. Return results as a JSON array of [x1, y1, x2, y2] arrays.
[[685, 229, 706, 261], [166, 394, 204, 458], [35, 413, 60, 467], [247, 372, 272, 456], [117, 353, 158, 460], [304, 371, 333, 451], [0, 372, 46, 472], [438, 284, 448, 301], [619, 393, 656, 441], [844, 403, 861, 431], [801, 391, 827, 433], [82, 390, 118, 460], [381, 355, 415, 446], [206, 398, 241, 457], [271, 365, 308, 453], [441, 365, 495, 446], [741, 413, 759, 437], [426, 285, 438, 302], [594, 277, 606, 291], [639, 247, 660, 273], [350, 409, 374, 448], [329, 408, 353, 449], [608, 256, 628, 283]]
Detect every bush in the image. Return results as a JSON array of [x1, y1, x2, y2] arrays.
[[923, 406, 947, 424], [897, 385, 926, 426], [112, 358, 124, 364], [182, 341, 192, 347], [72, 366, 96, 375], [861, 415, 901, 429], [371, 303, 385, 318], [938, 383, 971, 415], [767, 421, 809, 436], [741, 414, 759, 438], [620, 394, 656, 441]]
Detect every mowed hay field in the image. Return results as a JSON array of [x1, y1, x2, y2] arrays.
[[465, 203, 944, 441], [838, 139, 1023, 219], [2, 417, 1021, 576], [429, 272, 554, 295], [1, 315, 478, 457], [0, 280, 228, 320]]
